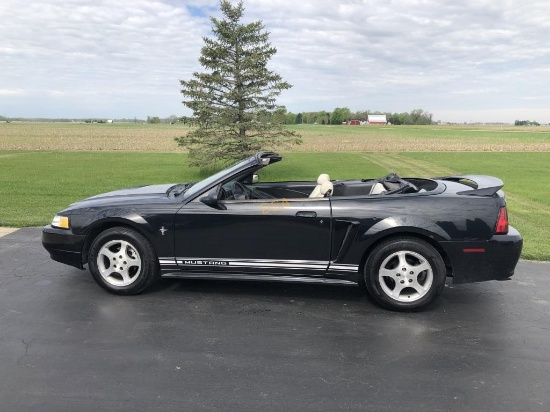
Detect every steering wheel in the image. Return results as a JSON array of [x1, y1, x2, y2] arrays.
[[227, 181, 249, 200]]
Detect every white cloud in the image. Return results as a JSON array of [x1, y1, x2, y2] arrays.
[[0, 89, 26, 95], [1, 0, 549, 122]]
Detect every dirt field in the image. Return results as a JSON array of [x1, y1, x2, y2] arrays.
[[1, 122, 549, 152]]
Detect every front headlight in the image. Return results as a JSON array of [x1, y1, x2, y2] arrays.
[[51, 215, 70, 229]]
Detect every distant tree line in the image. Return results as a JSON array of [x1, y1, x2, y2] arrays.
[[5, 114, 544, 127], [257, 107, 434, 125], [147, 115, 180, 124], [147, 116, 161, 124], [0, 115, 180, 124], [179, 107, 434, 126], [0, 117, 147, 123], [514, 120, 540, 126]]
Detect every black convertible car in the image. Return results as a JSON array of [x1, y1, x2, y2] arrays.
[[42, 152, 522, 311]]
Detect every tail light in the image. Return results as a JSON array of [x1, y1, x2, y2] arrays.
[[495, 207, 509, 235]]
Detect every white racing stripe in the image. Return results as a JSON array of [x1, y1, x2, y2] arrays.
[[328, 264, 360, 272], [158, 258, 177, 265], [176, 257, 327, 270], [159, 257, 358, 272]]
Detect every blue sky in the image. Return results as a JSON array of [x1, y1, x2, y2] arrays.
[[1, 0, 549, 123]]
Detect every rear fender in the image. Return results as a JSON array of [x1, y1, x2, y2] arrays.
[[360, 216, 451, 242], [329, 216, 452, 280]]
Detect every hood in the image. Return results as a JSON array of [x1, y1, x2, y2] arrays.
[[66, 183, 179, 210]]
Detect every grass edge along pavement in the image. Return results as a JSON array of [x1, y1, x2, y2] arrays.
[[0, 228, 17, 238], [0, 150, 548, 261]]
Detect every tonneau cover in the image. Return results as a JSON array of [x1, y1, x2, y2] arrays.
[[437, 175, 504, 196]]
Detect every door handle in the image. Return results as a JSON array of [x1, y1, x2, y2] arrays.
[[296, 211, 317, 218]]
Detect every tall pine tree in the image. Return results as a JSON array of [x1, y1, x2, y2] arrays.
[[177, 1, 301, 167]]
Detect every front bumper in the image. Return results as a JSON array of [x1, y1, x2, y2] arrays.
[[42, 225, 86, 269], [441, 226, 523, 284]]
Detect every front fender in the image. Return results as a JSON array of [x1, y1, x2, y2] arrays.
[[86, 212, 154, 235], [74, 209, 173, 264], [68, 207, 156, 237]]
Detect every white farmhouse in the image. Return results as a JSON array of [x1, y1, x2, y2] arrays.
[[367, 115, 387, 125]]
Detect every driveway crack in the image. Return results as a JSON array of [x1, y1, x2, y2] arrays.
[[16, 338, 32, 367]]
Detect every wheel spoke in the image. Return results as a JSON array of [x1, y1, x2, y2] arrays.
[[390, 282, 405, 298], [414, 261, 431, 274], [118, 267, 131, 284], [409, 279, 428, 293], [397, 251, 409, 269], [98, 266, 111, 277], [379, 267, 399, 280], [99, 248, 116, 261], [128, 262, 141, 276], [118, 241, 130, 260], [97, 252, 114, 275]]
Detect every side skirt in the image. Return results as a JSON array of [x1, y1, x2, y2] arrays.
[[160, 272, 357, 286]]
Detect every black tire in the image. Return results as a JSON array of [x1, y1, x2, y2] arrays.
[[363, 237, 446, 311], [88, 227, 159, 295]]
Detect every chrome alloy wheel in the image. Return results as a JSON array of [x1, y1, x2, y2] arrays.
[[96, 239, 142, 287], [378, 250, 434, 302]]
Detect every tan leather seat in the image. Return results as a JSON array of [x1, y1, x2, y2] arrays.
[[309, 174, 333, 198], [369, 182, 387, 195]]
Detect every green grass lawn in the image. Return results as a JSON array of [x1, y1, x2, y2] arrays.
[[0, 150, 548, 261], [0, 151, 387, 227]]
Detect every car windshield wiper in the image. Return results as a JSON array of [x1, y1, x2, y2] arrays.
[[168, 182, 195, 196]]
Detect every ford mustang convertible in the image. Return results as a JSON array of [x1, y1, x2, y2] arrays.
[[42, 152, 522, 311]]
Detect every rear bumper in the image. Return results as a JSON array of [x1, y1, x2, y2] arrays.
[[441, 226, 523, 284], [42, 226, 86, 269]]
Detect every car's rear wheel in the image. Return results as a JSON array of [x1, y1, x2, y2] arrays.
[[364, 237, 446, 311], [88, 227, 159, 295]]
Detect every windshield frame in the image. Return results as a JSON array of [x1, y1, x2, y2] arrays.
[[182, 155, 259, 201]]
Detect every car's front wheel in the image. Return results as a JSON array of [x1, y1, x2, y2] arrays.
[[364, 237, 446, 311], [88, 227, 159, 295]]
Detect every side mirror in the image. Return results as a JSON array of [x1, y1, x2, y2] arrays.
[[252, 174, 259, 184], [200, 186, 226, 209]]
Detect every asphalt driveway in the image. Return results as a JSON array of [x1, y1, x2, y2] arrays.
[[1, 228, 549, 411]]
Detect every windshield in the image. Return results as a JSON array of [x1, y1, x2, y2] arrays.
[[183, 156, 256, 199]]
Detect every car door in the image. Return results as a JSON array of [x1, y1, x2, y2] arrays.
[[174, 195, 332, 277]]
